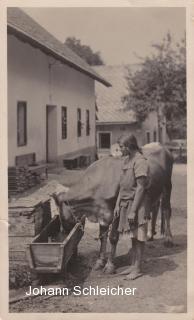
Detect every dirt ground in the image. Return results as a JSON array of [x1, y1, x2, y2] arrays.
[[9, 164, 187, 313]]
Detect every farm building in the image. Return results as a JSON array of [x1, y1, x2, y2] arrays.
[[7, 8, 110, 186], [94, 65, 167, 157]]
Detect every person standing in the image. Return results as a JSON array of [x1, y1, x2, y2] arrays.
[[114, 134, 150, 280]]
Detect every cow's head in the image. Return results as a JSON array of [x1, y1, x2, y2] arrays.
[[52, 192, 76, 232], [59, 201, 77, 232]]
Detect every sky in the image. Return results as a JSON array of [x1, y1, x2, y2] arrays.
[[23, 7, 186, 65]]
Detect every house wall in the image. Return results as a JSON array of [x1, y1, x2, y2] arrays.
[[142, 111, 167, 145], [8, 34, 96, 166], [96, 110, 167, 157], [96, 122, 142, 157]]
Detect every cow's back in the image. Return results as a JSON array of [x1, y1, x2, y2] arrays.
[[64, 156, 122, 202], [64, 143, 173, 204]]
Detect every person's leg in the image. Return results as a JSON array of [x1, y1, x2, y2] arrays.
[[131, 238, 136, 265], [119, 237, 136, 275], [124, 224, 147, 279], [125, 239, 144, 280]]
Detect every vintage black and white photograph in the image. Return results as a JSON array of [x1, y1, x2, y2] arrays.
[[4, 2, 188, 314]]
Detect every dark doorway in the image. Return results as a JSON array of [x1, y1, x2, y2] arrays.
[[99, 132, 111, 149]]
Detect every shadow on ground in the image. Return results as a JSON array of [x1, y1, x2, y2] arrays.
[[146, 234, 187, 258], [38, 233, 186, 289]]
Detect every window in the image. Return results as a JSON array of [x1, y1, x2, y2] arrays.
[[61, 107, 67, 139], [146, 131, 150, 144], [86, 109, 90, 136], [17, 101, 27, 146], [153, 130, 157, 142], [99, 132, 111, 149], [77, 108, 82, 137]]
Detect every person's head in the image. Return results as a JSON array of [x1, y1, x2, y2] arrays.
[[118, 134, 140, 156]]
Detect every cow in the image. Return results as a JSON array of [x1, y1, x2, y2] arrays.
[[53, 143, 173, 274]]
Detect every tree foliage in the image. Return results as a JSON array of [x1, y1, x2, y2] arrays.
[[65, 37, 104, 66], [123, 33, 186, 139]]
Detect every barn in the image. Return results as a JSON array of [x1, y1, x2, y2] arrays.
[[94, 65, 167, 157]]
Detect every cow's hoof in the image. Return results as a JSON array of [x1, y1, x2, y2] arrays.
[[147, 236, 154, 241], [164, 237, 173, 247], [103, 262, 116, 274], [93, 258, 106, 270]]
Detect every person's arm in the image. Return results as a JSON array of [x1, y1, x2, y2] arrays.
[[128, 176, 147, 224]]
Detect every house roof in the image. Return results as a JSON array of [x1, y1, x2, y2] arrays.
[[94, 65, 138, 124], [7, 8, 111, 87]]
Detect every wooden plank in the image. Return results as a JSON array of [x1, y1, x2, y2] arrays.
[[62, 223, 84, 269], [30, 244, 60, 268], [9, 208, 34, 216], [27, 217, 84, 274], [33, 215, 60, 243], [34, 204, 51, 236], [29, 164, 47, 173], [31, 267, 60, 273]]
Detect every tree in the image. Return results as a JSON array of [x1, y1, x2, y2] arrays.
[[122, 33, 186, 140], [65, 37, 104, 66]]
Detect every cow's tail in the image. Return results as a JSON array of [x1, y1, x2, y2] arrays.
[[160, 200, 165, 235]]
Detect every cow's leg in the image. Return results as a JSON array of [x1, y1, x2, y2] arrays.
[[93, 224, 108, 270], [147, 200, 160, 241], [161, 180, 173, 247], [162, 206, 173, 247], [103, 216, 119, 274]]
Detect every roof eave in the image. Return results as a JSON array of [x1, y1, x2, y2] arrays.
[[7, 24, 111, 87]]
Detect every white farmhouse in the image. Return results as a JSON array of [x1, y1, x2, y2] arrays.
[[7, 8, 110, 170]]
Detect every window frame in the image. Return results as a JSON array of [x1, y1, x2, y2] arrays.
[[86, 109, 90, 136], [77, 108, 82, 137], [98, 131, 112, 149], [153, 130, 157, 142], [17, 101, 27, 147], [61, 106, 67, 139], [146, 131, 150, 144]]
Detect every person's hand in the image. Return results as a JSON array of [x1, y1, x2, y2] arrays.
[[128, 212, 136, 225], [114, 206, 120, 217]]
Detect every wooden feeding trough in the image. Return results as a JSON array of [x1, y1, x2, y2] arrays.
[[26, 215, 85, 274]]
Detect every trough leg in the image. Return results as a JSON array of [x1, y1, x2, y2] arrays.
[[93, 225, 109, 270], [103, 216, 119, 274]]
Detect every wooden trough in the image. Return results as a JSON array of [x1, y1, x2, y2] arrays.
[[26, 215, 85, 274]]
